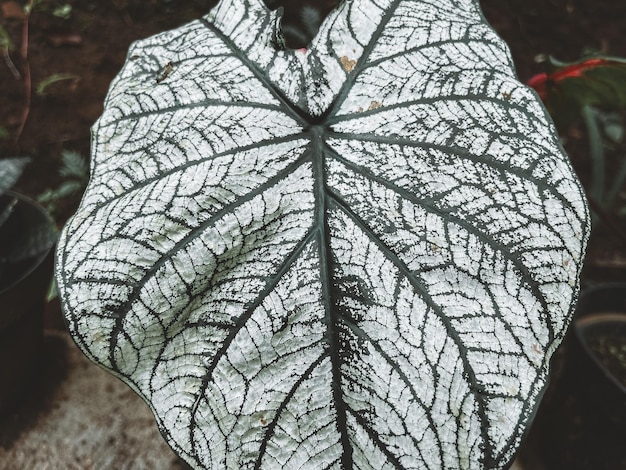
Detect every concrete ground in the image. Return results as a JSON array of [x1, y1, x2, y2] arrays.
[[0, 330, 190, 470]]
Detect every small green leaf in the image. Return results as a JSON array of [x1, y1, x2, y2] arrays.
[[36, 73, 79, 96], [52, 4, 72, 19], [38, 180, 83, 205], [59, 150, 89, 180], [46, 277, 58, 302], [595, 110, 626, 144], [0, 157, 30, 194], [0, 25, 13, 50], [604, 123, 624, 144]]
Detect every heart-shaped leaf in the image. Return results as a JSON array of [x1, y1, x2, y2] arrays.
[[56, 1, 589, 468]]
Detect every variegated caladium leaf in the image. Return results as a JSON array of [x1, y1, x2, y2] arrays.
[[56, 0, 590, 468]]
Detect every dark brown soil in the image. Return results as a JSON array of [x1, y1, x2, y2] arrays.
[[1, 1, 625, 469], [581, 316, 626, 389], [1, 0, 215, 221]]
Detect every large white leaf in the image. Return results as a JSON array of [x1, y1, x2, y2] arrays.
[[56, 0, 590, 468]]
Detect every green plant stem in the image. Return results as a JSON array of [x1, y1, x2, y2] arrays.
[[582, 105, 606, 205], [605, 155, 626, 208], [2, 46, 20, 79], [13, 0, 33, 149]]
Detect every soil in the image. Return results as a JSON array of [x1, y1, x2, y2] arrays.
[[1, 0, 625, 469], [1, 0, 217, 222], [588, 331, 626, 387], [580, 315, 626, 389]]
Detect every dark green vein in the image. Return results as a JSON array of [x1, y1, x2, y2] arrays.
[[323, 0, 404, 122], [327, 123, 556, 164], [106, 153, 313, 368], [199, 17, 311, 125], [87, 132, 308, 215], [326, 150, 556, 343], [186, 227, 318, 455], [362, 31, 506, 70], [326, 196, 493, 467], [311, 127, 354, 468], [347, 408, 408, 470], [324, 130, 576, 220], [110, 99, 288, 124], [326, 93, 543, 130], [254, 353, 327, 469], [340, 316, 444, 469]]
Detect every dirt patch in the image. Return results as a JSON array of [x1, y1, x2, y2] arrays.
[[1, 0, 215, 221], [0, 331, 192, 469]]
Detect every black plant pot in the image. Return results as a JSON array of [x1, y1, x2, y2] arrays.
[[0, 192, 56, 416], [576, 296, 626, 393], [537, 283, 626, 469]]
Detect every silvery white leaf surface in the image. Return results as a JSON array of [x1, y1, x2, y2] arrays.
[[57, 0, 590, 468]]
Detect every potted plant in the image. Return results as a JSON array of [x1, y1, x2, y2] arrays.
[[527, 57, 626, 225], [576, 284, 626, 394], [55, 0, 590, 468], [534, 283, 626, 469], [0, 157, 57, 415]]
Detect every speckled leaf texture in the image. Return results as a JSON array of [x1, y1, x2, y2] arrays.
[[56, 0, 589, 468]]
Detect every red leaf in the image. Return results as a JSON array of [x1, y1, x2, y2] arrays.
[[550, 58, 611, 82], [527, 73, 548, 101]]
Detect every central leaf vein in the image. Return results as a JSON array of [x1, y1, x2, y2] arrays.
[[325, 194, 492, 465]]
